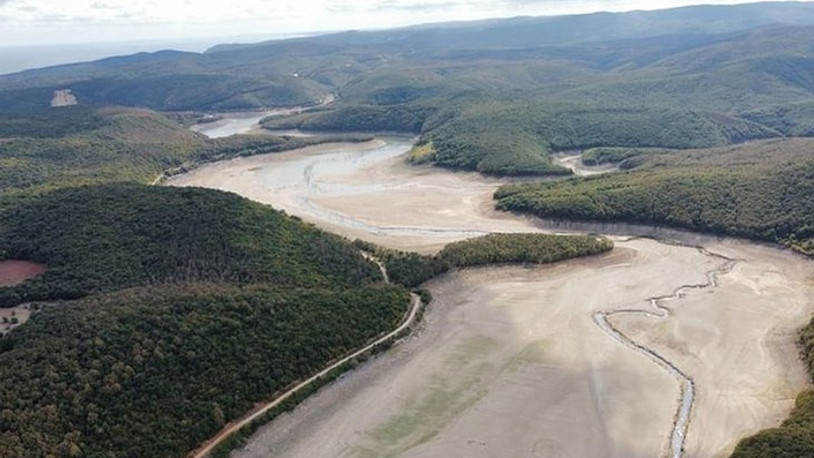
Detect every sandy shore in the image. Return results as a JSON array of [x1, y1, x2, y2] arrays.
[[168, 138, 535, 254], [167, 137, 814, 457]]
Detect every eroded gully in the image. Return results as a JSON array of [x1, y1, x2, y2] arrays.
[[594, 244, 737, 458]]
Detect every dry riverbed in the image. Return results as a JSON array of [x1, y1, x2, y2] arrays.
[[168, 137, 814, 457]]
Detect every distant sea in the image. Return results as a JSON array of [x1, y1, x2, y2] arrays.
[[0, 33, 311, 76]]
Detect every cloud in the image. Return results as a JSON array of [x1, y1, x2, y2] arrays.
[[0, 0, 804, 46], [374, 0, 468, 12]]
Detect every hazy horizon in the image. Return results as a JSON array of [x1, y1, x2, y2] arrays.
[[3, 0, 810, 47], [1, 0, 812, 75], [0, 32, 312, 76]]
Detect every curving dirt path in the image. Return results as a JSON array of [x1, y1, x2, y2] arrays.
[[189, 272, 422, 458], [168, 137, 814, 458]]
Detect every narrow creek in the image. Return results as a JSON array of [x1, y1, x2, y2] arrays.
[[594, 245, 737, 458]]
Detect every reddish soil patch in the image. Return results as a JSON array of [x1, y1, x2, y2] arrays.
[[0, 260, 46, 287]]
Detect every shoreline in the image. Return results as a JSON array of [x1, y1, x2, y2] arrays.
[[167, 133, 814, 458]]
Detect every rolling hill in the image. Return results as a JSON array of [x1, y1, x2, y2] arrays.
[[0, 106, 371, 207], [5, 4, 814, 175], [0, 183, 411, 457]]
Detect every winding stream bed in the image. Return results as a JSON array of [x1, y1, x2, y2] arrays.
[[169, 135, 814, 458]]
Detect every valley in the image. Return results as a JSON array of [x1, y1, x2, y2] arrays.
[[5, 3, 814, 456], [169, 131, 814, 457]]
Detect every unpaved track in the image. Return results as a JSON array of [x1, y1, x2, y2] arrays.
[[168, 137, 814, 457], [190, 290, 422, 458]]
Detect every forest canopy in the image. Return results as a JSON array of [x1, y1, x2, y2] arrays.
[[0, 183, 412, 457]]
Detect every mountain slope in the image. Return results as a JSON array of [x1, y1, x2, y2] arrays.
[[494, 138, 814, 255]]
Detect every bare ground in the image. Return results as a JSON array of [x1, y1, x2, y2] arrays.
[[0, 305, 31, 335], [0, 260, 46, 287], [167, 137, 814, 457], [552, 152, 619, 176]]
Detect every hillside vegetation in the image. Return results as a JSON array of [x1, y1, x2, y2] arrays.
[[0, 183, 410, 457], [355, 233, 613, 288], [5, 4, 814, 455], [6, 4, 814, 175], [0, 185, 617, 457], [255, 25, 813, 175], [0, 184, 380, 306], [494, 138, 814, 256], [438, 233, 613, 267]]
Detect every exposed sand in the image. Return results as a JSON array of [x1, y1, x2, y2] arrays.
[[191, 94, 335, 138], [0, 305, 31, 335], [0, 260, 46, 287], [553, 152, 619, 176], [167, 137, 814, 457], [168, 138, 535, 254], [50, 89, 77, 107], [618, 241, 814, 457]]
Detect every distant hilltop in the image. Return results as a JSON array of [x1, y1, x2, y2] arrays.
[[50, 89, 77, 107]]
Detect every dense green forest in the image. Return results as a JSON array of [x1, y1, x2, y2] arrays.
[[0, 106, 107, 138], [0, 183, 411, 457], [250, 25, 806, 176], [355, 233, 613, 288], [494, 138, 814, 256], [0, 184, 381, 306], [0, 283, 408, 458], [579, 147, 671, 167], [437, 233, 613, 267]]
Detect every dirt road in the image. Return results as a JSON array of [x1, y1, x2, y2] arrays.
[[189, 290, 422, 458]]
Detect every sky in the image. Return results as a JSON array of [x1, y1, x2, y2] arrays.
[[0, 0, 808, 47]]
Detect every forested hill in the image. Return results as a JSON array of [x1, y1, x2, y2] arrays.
[[0, 183, 618, 457], [495, 138, 814, 257], [0, 183, 411, 457], [0, 183, 382, 306], [6, 4, 814, 174], [0, 106, 370, 205], [209, 2, 814, 53]]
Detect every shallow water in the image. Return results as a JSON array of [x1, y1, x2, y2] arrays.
[[190, 112, 271, 138]]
